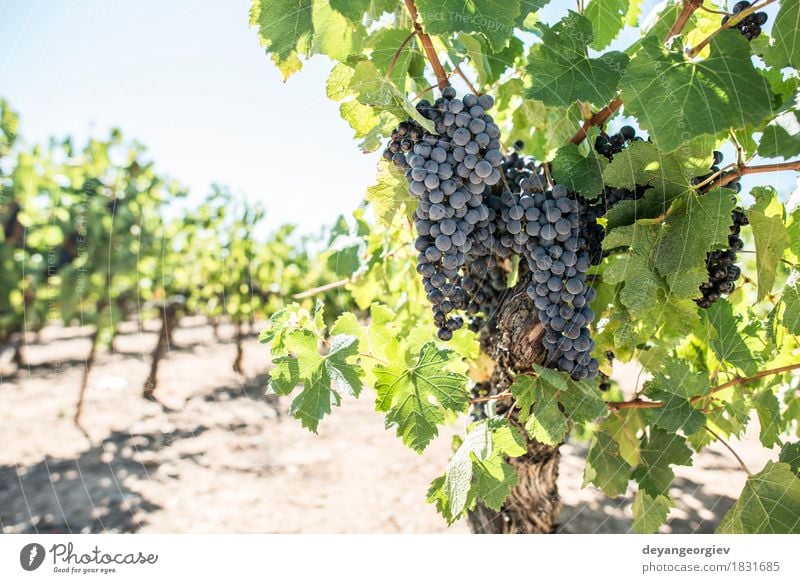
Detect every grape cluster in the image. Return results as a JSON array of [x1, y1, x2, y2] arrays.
[[693, 152, 747, 308], [395, 87, 507, 340], [382, 120, 424, 167], [594, 125, 642, 161], [696, 208, 748, 308], [722, 1, 768, 41]]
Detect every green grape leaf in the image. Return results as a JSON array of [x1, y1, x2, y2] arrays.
[[653, 190, 736, 277], [585, 0, 629, 50], [748, 197, 791, 302], [755, 389, 782, 449], [764, 0, 800, 70], [717, 461, 800, 533], [758, 109, 800, 159], [619, 33, 774, 152], [782, 275, 800, 335], [779, 442, 800, 476], [374, 342, 469, 452], [550, 143, 607, 199], [526, 386, 568, 446], [289, 368, 341, 432], [527, 12, 628, 107], [583, 430, 632, 497], [366, 161, 417, 227], [603, 409, 645, 466], [458, 34, 523, 88], [632, 491, 673, 534], [517, 0, 551, 27], [416, 0, 521, 51], [633, 427, 693, 497], [428, 419, 525, 522], [473, 456, 519, 510], [602, 142, 705, 230], [268, 355, 300, 395], [311, 0, 364, 62], [285, 330, 364, 397], [703, 301, 758, 376], [250, 0, 314, 80], [645, 359, 708, 435], [329, 0, 370, 23], [368, 28, 418, 88], [349, 61, 435, 131], [326, 63, 354, 100]]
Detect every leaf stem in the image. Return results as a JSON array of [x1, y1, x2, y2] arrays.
[[403, 0, 450, 90], [687, 0, 777, 58], [454, 64, 480, 95], [704, 426, 752, 475], [358, 352, 389, 365], [608, 362, 800, 410], [385, 30, 418, 79]]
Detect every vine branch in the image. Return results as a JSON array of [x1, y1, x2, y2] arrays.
[[568, 94, 624, 145], [711, 159, 800, 189], [292, 278, 349, 299], [664, 0, 704, 43], [403, 0, 450, 90], [607, 362, 800, 411], [687, 0, 777, 58]]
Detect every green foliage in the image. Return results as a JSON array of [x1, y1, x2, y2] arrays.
[[527, 12, 629, 107], [717, 461, 800, 534], [247, 0, 800, 532]]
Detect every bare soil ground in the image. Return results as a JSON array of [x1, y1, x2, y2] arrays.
[[0, 319, 776, 533]]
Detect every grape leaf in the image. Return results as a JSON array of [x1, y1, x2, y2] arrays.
[[516, 0, 551, 27], [633, 427, 693, 497], [702, 300, 758, 376], [374, 341, 469, 452], [366, 161, 417, 227], [416, 0, 521, 51], [311, 0, 364, 62], [754, 389, 782, 449], [526, 11, 629, 107], [603, 222, 667, 319], [748, 195, 791, 302], [250, 0, 314, 80], [645, 359, 708, 435], [473, 456, 519, 510], [653, 189, 736, 277], [583, 430, 632, 497], [632, 490, 673, 534], [268, 355, 300, 395], [602, 141, 705, 231], [368, 28, 419, 88], [550, 143, 607, 199], [285, 330, 364, 397], [458, 34, 523, 88], [348, 61, 435, 131], [764, 0, 800, 70], [290, 368, 341, 432], [329, 0, 370, 23], [717, 461, 800, 533], [526, 386, 568, 446], [782, 275, 800, 335], [603, 409, 644, 467], [619, 32, 774, 152], [780, 443, 800, 476], [428, 419, 526, 522], [758, 109, 800, 159], [585, 0, 629, 50]]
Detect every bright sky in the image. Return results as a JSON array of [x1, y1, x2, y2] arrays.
[[0, 0, 795, 234], [0, 0, 381, 232]]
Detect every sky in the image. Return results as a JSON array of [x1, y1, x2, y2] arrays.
[[0, 0, 795, 235]]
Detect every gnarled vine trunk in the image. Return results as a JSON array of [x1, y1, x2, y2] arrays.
[[467, 274, 561, 534]]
